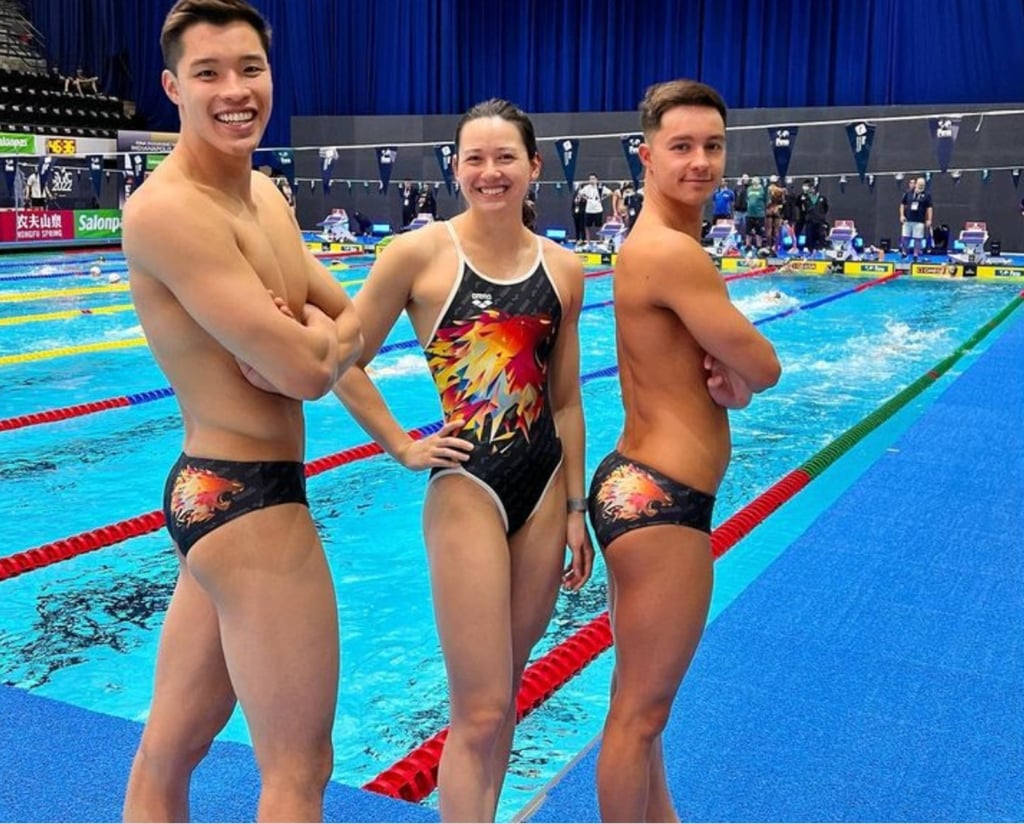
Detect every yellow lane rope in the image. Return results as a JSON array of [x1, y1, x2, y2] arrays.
[[0, 284, 131, 303], [0, 273, 367, 305], [0, 337, 147, 366], [0, 303, 136, 327]]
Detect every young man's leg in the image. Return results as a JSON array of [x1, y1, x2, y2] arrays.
[[187, 504, 339, 823], [597, 525, 713, 822], [123, 557, 237, 822]]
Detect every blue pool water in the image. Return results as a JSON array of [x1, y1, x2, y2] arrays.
[[0, 252, 1020, 820]]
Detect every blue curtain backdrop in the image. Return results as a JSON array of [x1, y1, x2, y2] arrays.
[[25, 0, 1024, 149]]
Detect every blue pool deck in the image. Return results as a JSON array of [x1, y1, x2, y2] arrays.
[[2, 311, 1022, 822]]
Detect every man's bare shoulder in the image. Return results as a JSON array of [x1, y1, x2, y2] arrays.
[[614, 222, 712, 288], [122, 162, 223, 254], [618, 221, 704, 273]]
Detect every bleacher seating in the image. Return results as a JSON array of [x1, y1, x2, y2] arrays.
[[0, 1, 130, 138], [0, 65, 127, 137]]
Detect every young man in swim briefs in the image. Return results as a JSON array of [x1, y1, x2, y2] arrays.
[[588, 79, 781, 821], [121, 1, 362, 820]]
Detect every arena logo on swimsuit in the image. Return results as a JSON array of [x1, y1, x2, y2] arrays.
[[471, 291, 493, 309]]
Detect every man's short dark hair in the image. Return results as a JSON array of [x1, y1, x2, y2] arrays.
[[639, 79, 727, 139], [160, 0, 271, 73]]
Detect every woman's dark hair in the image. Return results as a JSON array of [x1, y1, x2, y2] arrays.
[[455, 98, 539, 229]]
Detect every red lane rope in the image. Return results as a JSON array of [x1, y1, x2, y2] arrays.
[[311, 249, 371, 260], [722, 263, 778, 281], [1, 270, 616, 434], [362, 467, 812, 803], [0, 426, 438, 582], [1, 395, 133, 432]]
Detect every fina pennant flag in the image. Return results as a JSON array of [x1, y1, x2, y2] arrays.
[[274, 149, 295, 187], [87, 154, 104, 196], [434, 143, 456, 195], [928, 116, 961, 172], [620, 134, 644, 188], [37, 155, 55, 190], [844, 121, 876, 182], [319, 147, 338, 194], [3, 157, 14, 194], [555, 138, 580, 188], [768, 126, 799, 180], [376, 146, 397, 193], [131, 153, 147, 180]]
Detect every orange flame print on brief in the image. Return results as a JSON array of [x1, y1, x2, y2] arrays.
[[596, 464, 674, 522], [170, 466, 246, 527]]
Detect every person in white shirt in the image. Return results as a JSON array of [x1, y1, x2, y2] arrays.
[[578, 173, 611, 240], [24, 170, 46, 208]]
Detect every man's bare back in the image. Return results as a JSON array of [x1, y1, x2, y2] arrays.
[[613, 217, 737, 494], [586, 79, 781, 823]]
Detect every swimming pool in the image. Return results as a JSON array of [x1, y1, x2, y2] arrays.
[[0, 252, 1019, 820]]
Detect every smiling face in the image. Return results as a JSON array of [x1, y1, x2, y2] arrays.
[[639, 104, 726, 209], [162, 20, 271, 158], [453, 115, 540, 216]]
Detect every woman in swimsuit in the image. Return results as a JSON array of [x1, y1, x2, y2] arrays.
[[334, 98, 594, 821]]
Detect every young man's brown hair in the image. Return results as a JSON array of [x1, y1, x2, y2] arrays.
[[160, 0, 272, 73], [639, 79, 728, 138]]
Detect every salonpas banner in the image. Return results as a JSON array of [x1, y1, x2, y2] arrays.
[[74, 209, 122, 240], [0, 132, 36, 154]]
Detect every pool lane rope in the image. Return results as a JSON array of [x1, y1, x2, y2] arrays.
[[360, 284, 1024, 804], [0, 337, 149, 366], [1, 276, 1015, 795], [1, 291, 1019, 799], [0, 266, 778, 430], [0, 387, 176, 432], [0, 422, 439, 582], [0, 283, 131, 303], [0, 274, 373, 354], [0, 256, 594, 361], [0, 303, 136, 327]]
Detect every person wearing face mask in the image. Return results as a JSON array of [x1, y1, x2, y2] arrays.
[[797, 179, 829, 252], [732, 172, 750, 238], [899, 176, 933, 260], [744, 176, 766, 250]]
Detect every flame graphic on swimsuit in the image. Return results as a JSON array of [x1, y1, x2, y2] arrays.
[[596, 465, 674, 522], [426, 309, 554, 445], [170, 467, 245, 527]]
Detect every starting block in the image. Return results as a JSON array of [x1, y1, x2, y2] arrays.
[[404, 213, 435, 232], [826, 219, 859, 261], [949, 221, 989, 264], [707, 220, 739, 257], [596, 219, 628, 252], [317, 208, 357, 243]]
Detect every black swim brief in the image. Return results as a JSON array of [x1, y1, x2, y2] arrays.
[[587, 450, 715, 550], [162, 453, 308, 556]]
